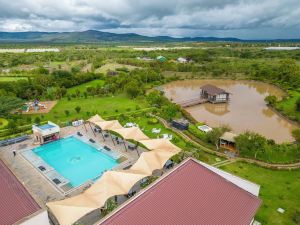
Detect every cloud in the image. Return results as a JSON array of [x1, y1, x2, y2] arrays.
[[0, 0, 299, 38]]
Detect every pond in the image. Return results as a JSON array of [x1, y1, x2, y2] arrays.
[[163, 79, 298, 143]]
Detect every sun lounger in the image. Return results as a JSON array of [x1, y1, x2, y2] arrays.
[[38, 166, 46, 171], [77, 132, 83, 137], [104, 146, 111, 151], [52, 178, 61, 185], [89, 138, 95, 143], [0, 135, 29, 147]]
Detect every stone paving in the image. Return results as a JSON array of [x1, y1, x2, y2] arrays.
[[0, 124, 144, 209]]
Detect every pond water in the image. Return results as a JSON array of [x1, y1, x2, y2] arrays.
[[163, 79, 298, 143]]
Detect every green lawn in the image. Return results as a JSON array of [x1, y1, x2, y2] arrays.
[[95, 63, 138, 73], [276, 90, 300, 123], [220, 162, 300, 225], [67, 79, 105, 95], [0, 76, 27, 82], [0, 118, 8, 129], [120, 115, 221, 165], [31, 94, 148, 125]]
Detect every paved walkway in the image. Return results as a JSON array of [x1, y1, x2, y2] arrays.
[[153, 114, 300, 170]]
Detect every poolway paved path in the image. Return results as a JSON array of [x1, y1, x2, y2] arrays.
[[152, 114, 300, 170]]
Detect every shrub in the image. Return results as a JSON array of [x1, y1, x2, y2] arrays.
[[34, 117, 41, 125], [65, 110, 70, 117], [147, 118, 159, 125], [297, 97, 300, 112], [75, 106, 81, 114]]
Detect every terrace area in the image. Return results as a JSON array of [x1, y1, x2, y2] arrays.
[[0, 124, 145, 207]]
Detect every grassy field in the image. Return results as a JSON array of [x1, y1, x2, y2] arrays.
[[0, 118, 8, 129], [119, 115, 222, 165], [221, 162, 300, 225], [0, 76, 28, 82], [276, 90, 300, 123], [96, 63, 139, 74], [31, 94, 148, 124], [67, 79, 105, 95]]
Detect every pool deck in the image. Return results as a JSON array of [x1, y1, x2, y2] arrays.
[[0, 124, 146, 209]]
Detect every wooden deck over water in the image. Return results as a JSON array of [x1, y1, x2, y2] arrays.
[[175, 98, 208, 107]]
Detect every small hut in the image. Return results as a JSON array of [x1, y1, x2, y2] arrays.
[[32, 121, 60, 145], [172, 119, 189, 130], [219, 132, 237, 151], [200, 84, 230, 103]]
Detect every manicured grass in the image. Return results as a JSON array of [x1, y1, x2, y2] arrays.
[[220, 162, 300, 225], [0, 76, 27, 82], [276, 90, 300, 123], [95, 63, 138, 73], [31, 94, 148, 125], [67, 79, 105, 95], [121, 115, 221, 165], [0, 118, 8, 129]]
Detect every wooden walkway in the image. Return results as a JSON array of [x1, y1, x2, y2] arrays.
[[176, 98, 207, 107]]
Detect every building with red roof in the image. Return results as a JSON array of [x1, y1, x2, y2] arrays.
[[98, 158, 261, 225], [0, 159, 49, 225]]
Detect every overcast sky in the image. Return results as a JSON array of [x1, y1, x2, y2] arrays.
[[0, 0, 299, 39]]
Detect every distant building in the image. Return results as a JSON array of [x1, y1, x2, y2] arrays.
[[32, 121, 60, 144], [177, 57, 188, 63], [98, 158, 261, 225], [26, 48, 60, 53], [0, 159, 49, 225], [0, 49, 25, 53], [200, 84, 230, 103], [264, 47, 300, 51], [156, 55, 167, 62]]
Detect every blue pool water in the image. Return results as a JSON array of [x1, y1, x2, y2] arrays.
[[33, 136, 118, 187]]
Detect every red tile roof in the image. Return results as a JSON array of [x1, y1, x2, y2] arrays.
[[0, 159, 41, 225], [100, 159, 261, 225]]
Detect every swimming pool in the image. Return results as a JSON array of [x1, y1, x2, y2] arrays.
[[33, 136, 118, 187]]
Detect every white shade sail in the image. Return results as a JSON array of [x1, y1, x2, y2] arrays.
[[94, 120, 123, 131], [111, 127, 150, 142], [47, 115, 182, 225], [87, 114, 105, 124], [139, 139, 181, 152]]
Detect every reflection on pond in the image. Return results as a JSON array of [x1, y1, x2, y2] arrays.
[[204, 103, 230, 116], [163, 79, 298, 143]]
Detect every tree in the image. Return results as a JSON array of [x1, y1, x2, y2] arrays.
[[292, 129, 300, 143], [296, 97, 300, 112], [161, 103, 179, 121], [65, 110, 70, 117], [0, 96, 24, 115], [206, 127, 229, 149], [75, 106, 81, 114], [7, 120, 17, 133], [235, 131, 267, 159], [265, 95, 277, 106], [84, 92, 88, 99], [125, 81, 142, 98], [34, 116, 41, 125], [75, 89, 81, 98], [146, 90, 165, 107]]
